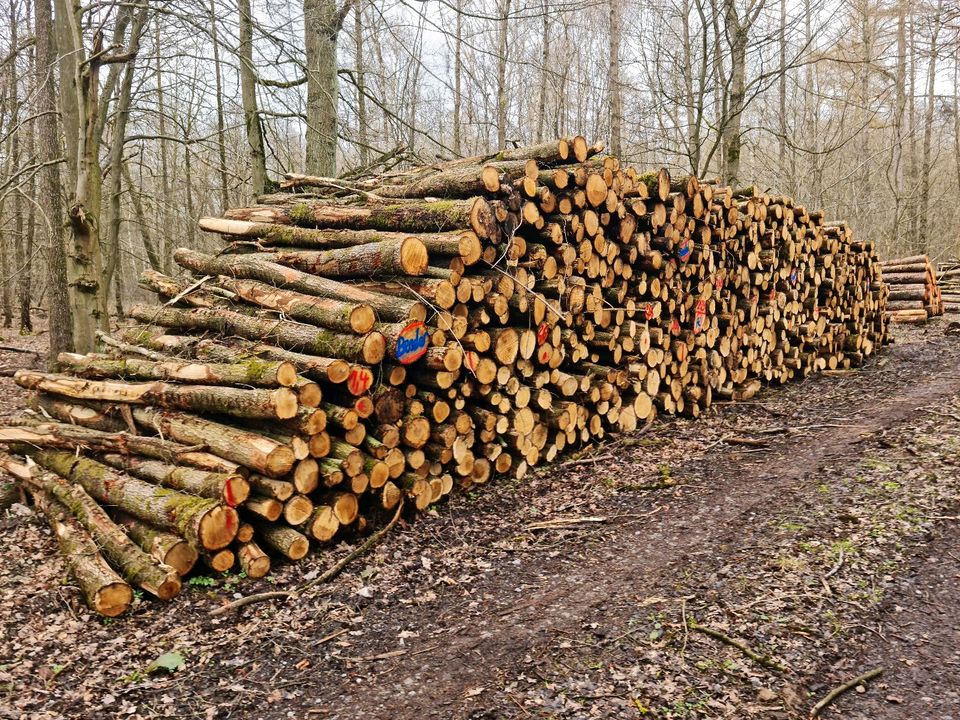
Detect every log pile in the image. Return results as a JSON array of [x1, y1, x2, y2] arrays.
[[0, 138, 889, 616], [879, 255, 943, 323], [937, 260, 960, 314]]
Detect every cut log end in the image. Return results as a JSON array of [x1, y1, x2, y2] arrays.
[[197, 505, 240, 550], [94, 583, 135, 618], [400, 237, 430, 276]]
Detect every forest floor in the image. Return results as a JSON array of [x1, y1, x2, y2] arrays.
[[2, 317, 960, 720]]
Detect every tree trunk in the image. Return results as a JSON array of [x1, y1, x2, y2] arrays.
[[721, 0, 748, 186], [35, 0, 72, 357], [607, 0, 622, 157], [243, 238, 428, 278], [237, 0, 267, 197], [208, 1, 231, 213], [495, 0, 510, 150], [304, 0, 342, 175], [917, 0, 942, 253], [54, 0, 110, 352], [27, 449, 238, 551], [115, 512, 198, 576], [453, 0, 463, 155], [353, 1, 369, 167], [97, 452, 250, 507]]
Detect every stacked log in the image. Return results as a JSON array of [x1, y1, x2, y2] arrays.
[[937, 260, 960, 314], [0, 138, 888, 616], [880, 255, 943, 323]]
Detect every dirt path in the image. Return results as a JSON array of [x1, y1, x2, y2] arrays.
[[3, 322, 960, 719]]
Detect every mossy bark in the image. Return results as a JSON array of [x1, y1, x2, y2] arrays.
[[247, 237, 428, 278], [30, 483, 132, 616], [115, 512, 198, 576], [97, 452, 250, 506], [27, 449, 238, 551], [56, 353, 297, 387], [30, 466, 181, 599]]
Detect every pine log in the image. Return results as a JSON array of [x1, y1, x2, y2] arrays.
[[15, 370, 299, 421]]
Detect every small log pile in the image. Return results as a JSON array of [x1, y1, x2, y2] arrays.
[[879, 255, 943, 323], [937, 260, 960, 314], [0, 138, 889, 616]]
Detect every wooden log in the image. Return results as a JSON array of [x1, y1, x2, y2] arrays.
[[173, 248, 423, 322], [255, 523, 310, 560], [115, 512, 198, 576], [224, 196, 497, 240], [237, 541, 271, 578], [25, 465, 181, 599], [132, 407, 295, 478], [29, 483, 133, 616], [128, 304, 386, 366], [15, 370, 299, 421], [56, 352, 299, 388], [96, 453, 250, 507], [245, 238, 429, 278], [25, 449, 238, 551], [213, 277, 375, 334]]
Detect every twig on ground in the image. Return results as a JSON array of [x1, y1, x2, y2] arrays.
[[824, 548, 845, 579], [561, 454, 614, 467], [210, 500, 404, 616], [525, 516, 607, 531], [0, 345, 39, 355], [927, 410, 960, 422], [338, 649, 406, 663], [809, 667, 883, 717], [689, 621, 787, 672]]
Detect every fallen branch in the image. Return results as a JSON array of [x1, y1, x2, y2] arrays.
[[210, 500, 404, 616], [809, 667, 883, 717], [689, 621, 787, 672], [96, 331, 169, 362], [560, 454, 613, 468]]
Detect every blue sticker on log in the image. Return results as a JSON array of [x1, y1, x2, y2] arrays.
[[791, 268, 798, 285], [396, 321, 429, 364], [678, 237, 692, 262]]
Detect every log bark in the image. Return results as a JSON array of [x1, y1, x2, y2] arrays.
[[26, 449, 238, 551], [245, 238, 429, 278], [28, 465, 181, 598], [115, 512, 198, 576], [15, 370, 299, 421], [173, 247, 423, 322], [128, 304, 386, 365], [213, 277, 375, 334], [97, 453, 250, 506], [132, 407, 296, 478], [56, 353, 299, 387]]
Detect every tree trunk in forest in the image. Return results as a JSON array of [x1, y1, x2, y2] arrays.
[[209, 1, 231, 213], [888, 0, 907, 250], [35, 0, 72, 358], [607, 0, 622, 158], [495, 0, 510, 150], [453, 0, 463, 155], [721, 0, 749, 186], [122, 163, 163, 271], [536, 0, 549, 144], [917, 0, 942, 253], [238, 0, 267, 198], [304, 0, 345, 176], [353, 1, 369, 167], [104, 7, 147, 312]]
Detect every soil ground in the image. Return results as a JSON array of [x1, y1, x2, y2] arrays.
[[2, 317, 960, 720]]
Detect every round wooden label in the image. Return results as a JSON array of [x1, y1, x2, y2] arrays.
[[396, 321, 429, 364], [347, 366, 373, 395]]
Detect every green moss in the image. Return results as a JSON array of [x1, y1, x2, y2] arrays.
[[242, 356, 273, 383], [288, 203, 313, 225]]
